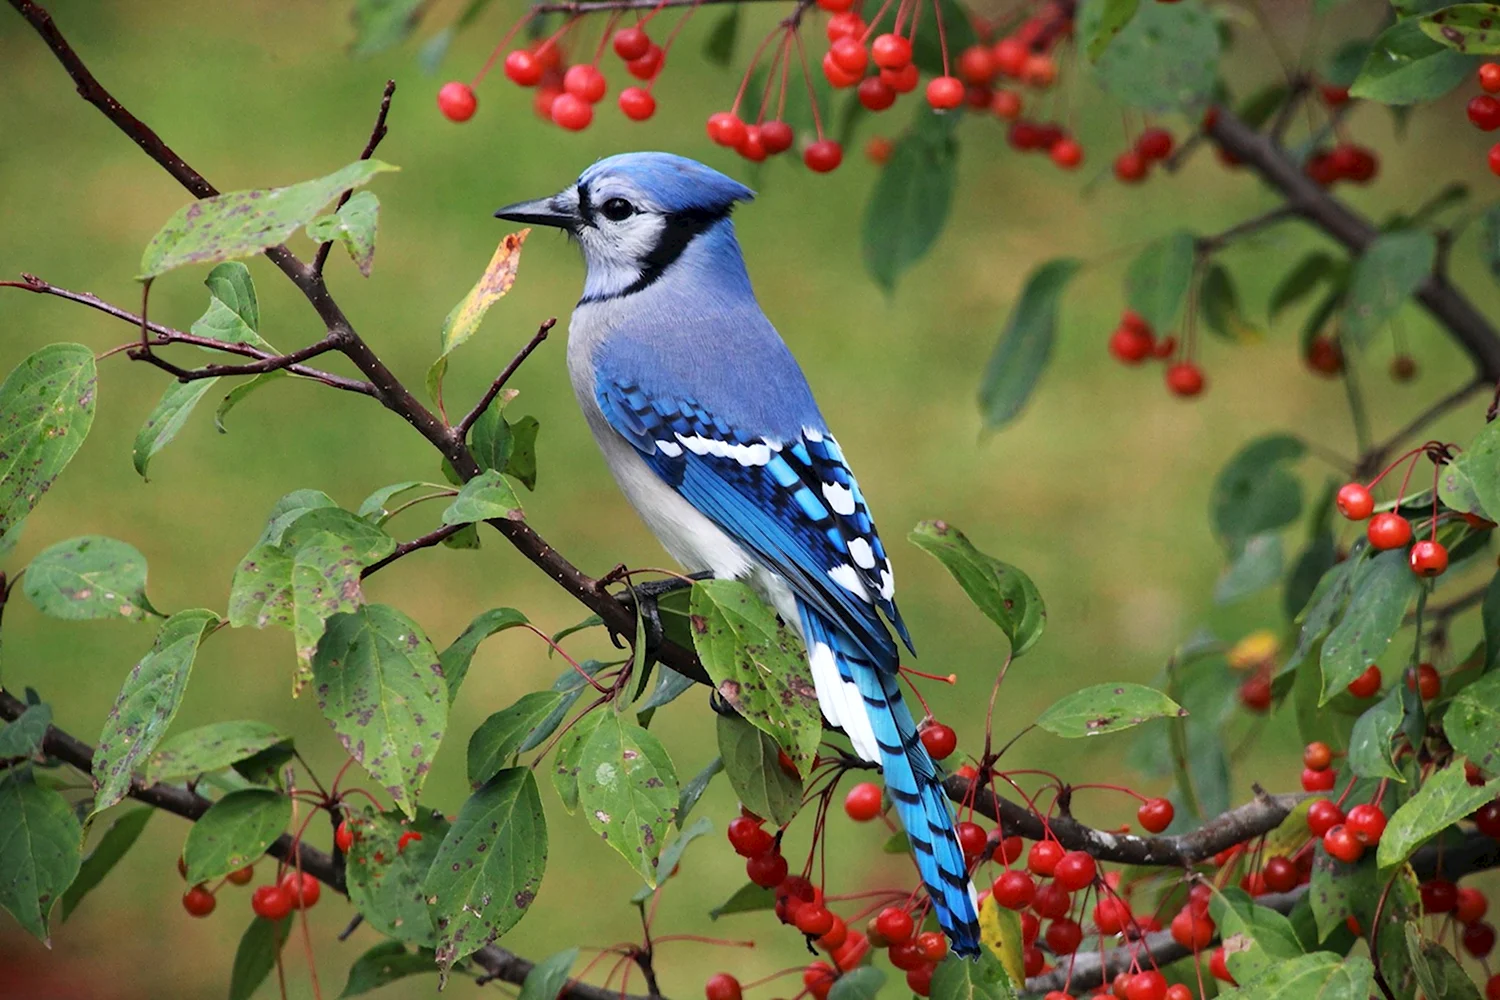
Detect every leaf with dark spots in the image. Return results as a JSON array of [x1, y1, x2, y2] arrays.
[[346, 809, 449, 947], [717, 714, 802, 827], [424, 768, 546, 974], [1035, 682, 1183, 738], [909, 520, 1046, 656], [146, 720, 286, 784], [312, 605, 448, 818], [0, 769, 82, 944], [22, 535, 151, 622], [577, 712, 679, 885], [182, 788, 290, 883], [0, 344, 96, 545]]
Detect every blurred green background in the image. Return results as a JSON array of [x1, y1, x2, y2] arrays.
[[0, 0, 1494, 996]]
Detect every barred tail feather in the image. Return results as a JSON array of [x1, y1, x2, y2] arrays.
[[799, 606, 981, 957]]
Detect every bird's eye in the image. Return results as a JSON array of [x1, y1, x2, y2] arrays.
[[601, 198, 636, 221]]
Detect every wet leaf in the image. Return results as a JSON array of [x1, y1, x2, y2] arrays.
[[909, 520, 1046, 656], [1351, 18, 1477, 105], [1320, 549, 1419, 703], [23, 535, 150, 622], [0, 768, 82, 943], [1035, 682, 1185, 738], [182, 788, 290, 883], [0, 343, 96, 544]]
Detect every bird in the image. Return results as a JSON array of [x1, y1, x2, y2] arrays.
[[495, 151, 981, 956]]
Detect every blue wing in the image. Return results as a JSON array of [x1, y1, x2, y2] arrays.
[[597, 377, 912, 666]]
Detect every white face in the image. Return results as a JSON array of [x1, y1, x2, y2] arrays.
[[555, 176, 671, 301]]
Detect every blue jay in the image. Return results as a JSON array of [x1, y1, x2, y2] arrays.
[[496, 152, 981, 956]]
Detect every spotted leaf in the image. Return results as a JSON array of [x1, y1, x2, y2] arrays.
[[0, 343, 96, 545], [577, 712, 679, 885], [1034, 683, 1184, 738], [22, 535, 151, 622]]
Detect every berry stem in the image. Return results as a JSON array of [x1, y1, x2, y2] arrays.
[[791, 30, 826, 139], [473, 11, 537, 86], [930, 0, 950, 78]]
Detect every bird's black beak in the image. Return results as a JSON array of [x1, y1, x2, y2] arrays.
[[494, 195, 580, 230]]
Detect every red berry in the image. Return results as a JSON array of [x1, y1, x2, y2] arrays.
[[226, 864, 255, 886], [1304, 741, 1333, 771], [1023, 945, 1044, 977], [1136, 127, 1174, 161], [880, 62, 921, 94], [1022, 53, 1056, 88], [844, 782, 882, 821], [437, 82, 478, 122], [564, 64, 607, 104], [1483, 62, 1500, 93], [1053, 851, 1096, 892], [1407, 663, 1441, 700], [992, 869, 1037, 910], [1459, 887, 1490, 925], [795, 904, 836, 937], [1209, 947, 1234, 983], [871, 33, 912, 69], [1305, 335, 1344, 375], [889, 939, 927, 971], [1109, 324, 1153, 364], [874, 906, 914, 943], [504, 51, 543, 86], [1046, 917, 1084, 955], [826, 11, 864, 42], [858, 76, 897, 111], [818, 915, 848, 950], [1307, 798, 1345, 837], [1050, 138, 1083, 169], [1489, 143, 1500, 177], [1028, 839, 1064, 876], [1422, 878, 1459, 914], [801, 963, 836, 1000], [1367, 512, 1411, 550], [759, 120, 794, 154], [746, 851, 788, 887], [818, 0, 856, 10], [1302, 766, 1336, 793], [1165, 987, 1193, 1000], [1410, 539, 1449, 577], [1263, 856, 1298, 893], [613, 26, 651, 61], [532, 86, 562, 123], [992, 89, 1023, 120], [1471, 95, 1500, 131], [919, 721, 957, 760], [1344, 146, 1378, 184], [1125, 971, 1167, 1000], [830, 37, 868, 74], [1165, 362, 1206, 397], [618, 87, 656, 121], [1239, 674, 1271, 713], [906, 964, 936, 997], [1476, 800, 1500, 838], [182, 885, 216, 917], [706, 111, 747, 147], [1170, 906, 1214, 949], [1467, 922, 1498, 958], [1114, 150, 1148, 183], [1137, 798, 1173, 834], [736, 125, 768, 163], [804, 140, 843, 173], [997, 835, 1024, 863], [832, 930, 870, 970], [1335, 484, 1373, 521], [627, 45, 664, 81], [279, 870, 321, 909], [956, 821, 988, 863], [728, 816, 775, 857], [1032, 882, 1072, 919], [1094, 896, 1131, 934], [916, 930, 948, 962], [1347, 664, 1382, 699], [1020, 911, 1040, 944], [335, 820, 354, 853], [822, 51, 862, 88], [251, 884, 293, 921], [1322, 824, 1364, 864], [865, 136, 894, 165], [1320, 83, 1350, 106], [552, 93, 594, 130], [705, 973, 742, 1000], [927, 76, 965, 110], [396, 830, 422, 853]]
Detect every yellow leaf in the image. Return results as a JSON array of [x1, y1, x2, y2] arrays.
[[978, 892, 1025, 984], [426, 229, 530, 402]]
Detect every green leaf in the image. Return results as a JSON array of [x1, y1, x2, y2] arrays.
[[214, 371, 288, 432], [1219, 952, 1374, 998], [57, 807, 151, 922], [1269, 252, 1342, 320], [716, 713, 802, 827], [438, 607, 530, 706], [930, 948, 1015, 999], [633, 815, 713, 902], [1211, 434, 1306, 555], [1378, 764, 1499, 867], [440, 469, 522, 526], [1481, 202, 1500, 282], [551, 709, 605, 813], [1459, 416, 1500, 522], [426, 767, 547, 971], [909, 520, 1046, 655], [1209, 887, 1305, 982], [688, 580, 821, 773], [1320, 549, 1420, 703], [306, 190, 380, 276], [1419, 4, 1500, 55], [228, 915, 291, 1000], [1351, 18, 1477, 105], [427, 231, 528, 401], [518, 950, 578, 1000], [257, 489, 337, 545], [1082, 0, 1140, 61], [976, 258, 1080, 430], [350, 0, 426, 56], [640, 665, 697, 713], [356, 481, 426, 521], [290, 534, 380, 681], [1035, 682, 1185, 738], [1406, 925, 1483, 1000], [340, 941, 438, 998], [345, 809, 449, 947], [468, 691, 567, 786], [93, 609, 219, 813], [182, 788, 290, 883], [676, 756, 723, 829], [862, 106, 959, 290], [1446, 670, 1500, 773], [0, 343, 96, 544], [1082, 0, 1220, 111], [1286, 553, 1356, 676], [703, 8, 740, 66], [139, 160, 398, 279], [507, 415, 540, 490], [146, 720, 287, 784], [828, 966, 887, 1000], [1340, 230, 1436, 347], [190, 262, 271, 351], [578, 712, 679, 884], [1200, 264, 1261, 343], [1126, 229, 1196, 332], [23, 535, 151, 622], [1348, 685, 1406, 780], [1214, 532, 1283, 604], [0, 702, 52, 759], [709, 881, 776, 919], [226, 543, 294, 630], [313, 605, 448, 818], [0, 769, 82, 943]]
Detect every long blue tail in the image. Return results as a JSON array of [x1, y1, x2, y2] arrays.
[[800, 606, 981, 956]]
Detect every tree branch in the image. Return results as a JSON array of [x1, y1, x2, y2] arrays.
[[1357, 375, 1488, 479], [314, 79, 395, 275], [0, 687, 663, 1000], [454, 319, 556, 440]]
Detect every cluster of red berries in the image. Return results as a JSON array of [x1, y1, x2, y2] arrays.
[[1334, 481, 1450, 578], [177, 856, 256, 917], [1466, 62, 1500, 176], [1106, 310, 1205, 398], [1304, 144, 1379, 187], [176, 853, 321, 922], [1112, 128, 1175, 184]]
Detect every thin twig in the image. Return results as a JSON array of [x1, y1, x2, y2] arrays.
[[361, 524, 470, 578], [1198, 205, 1297, 253], [1358, 375, 1487, 478], [454, 319, 556, 439], [314, 80, 396, 275]]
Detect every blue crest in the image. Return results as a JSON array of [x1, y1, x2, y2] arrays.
[[579, 152, 754, 215]]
